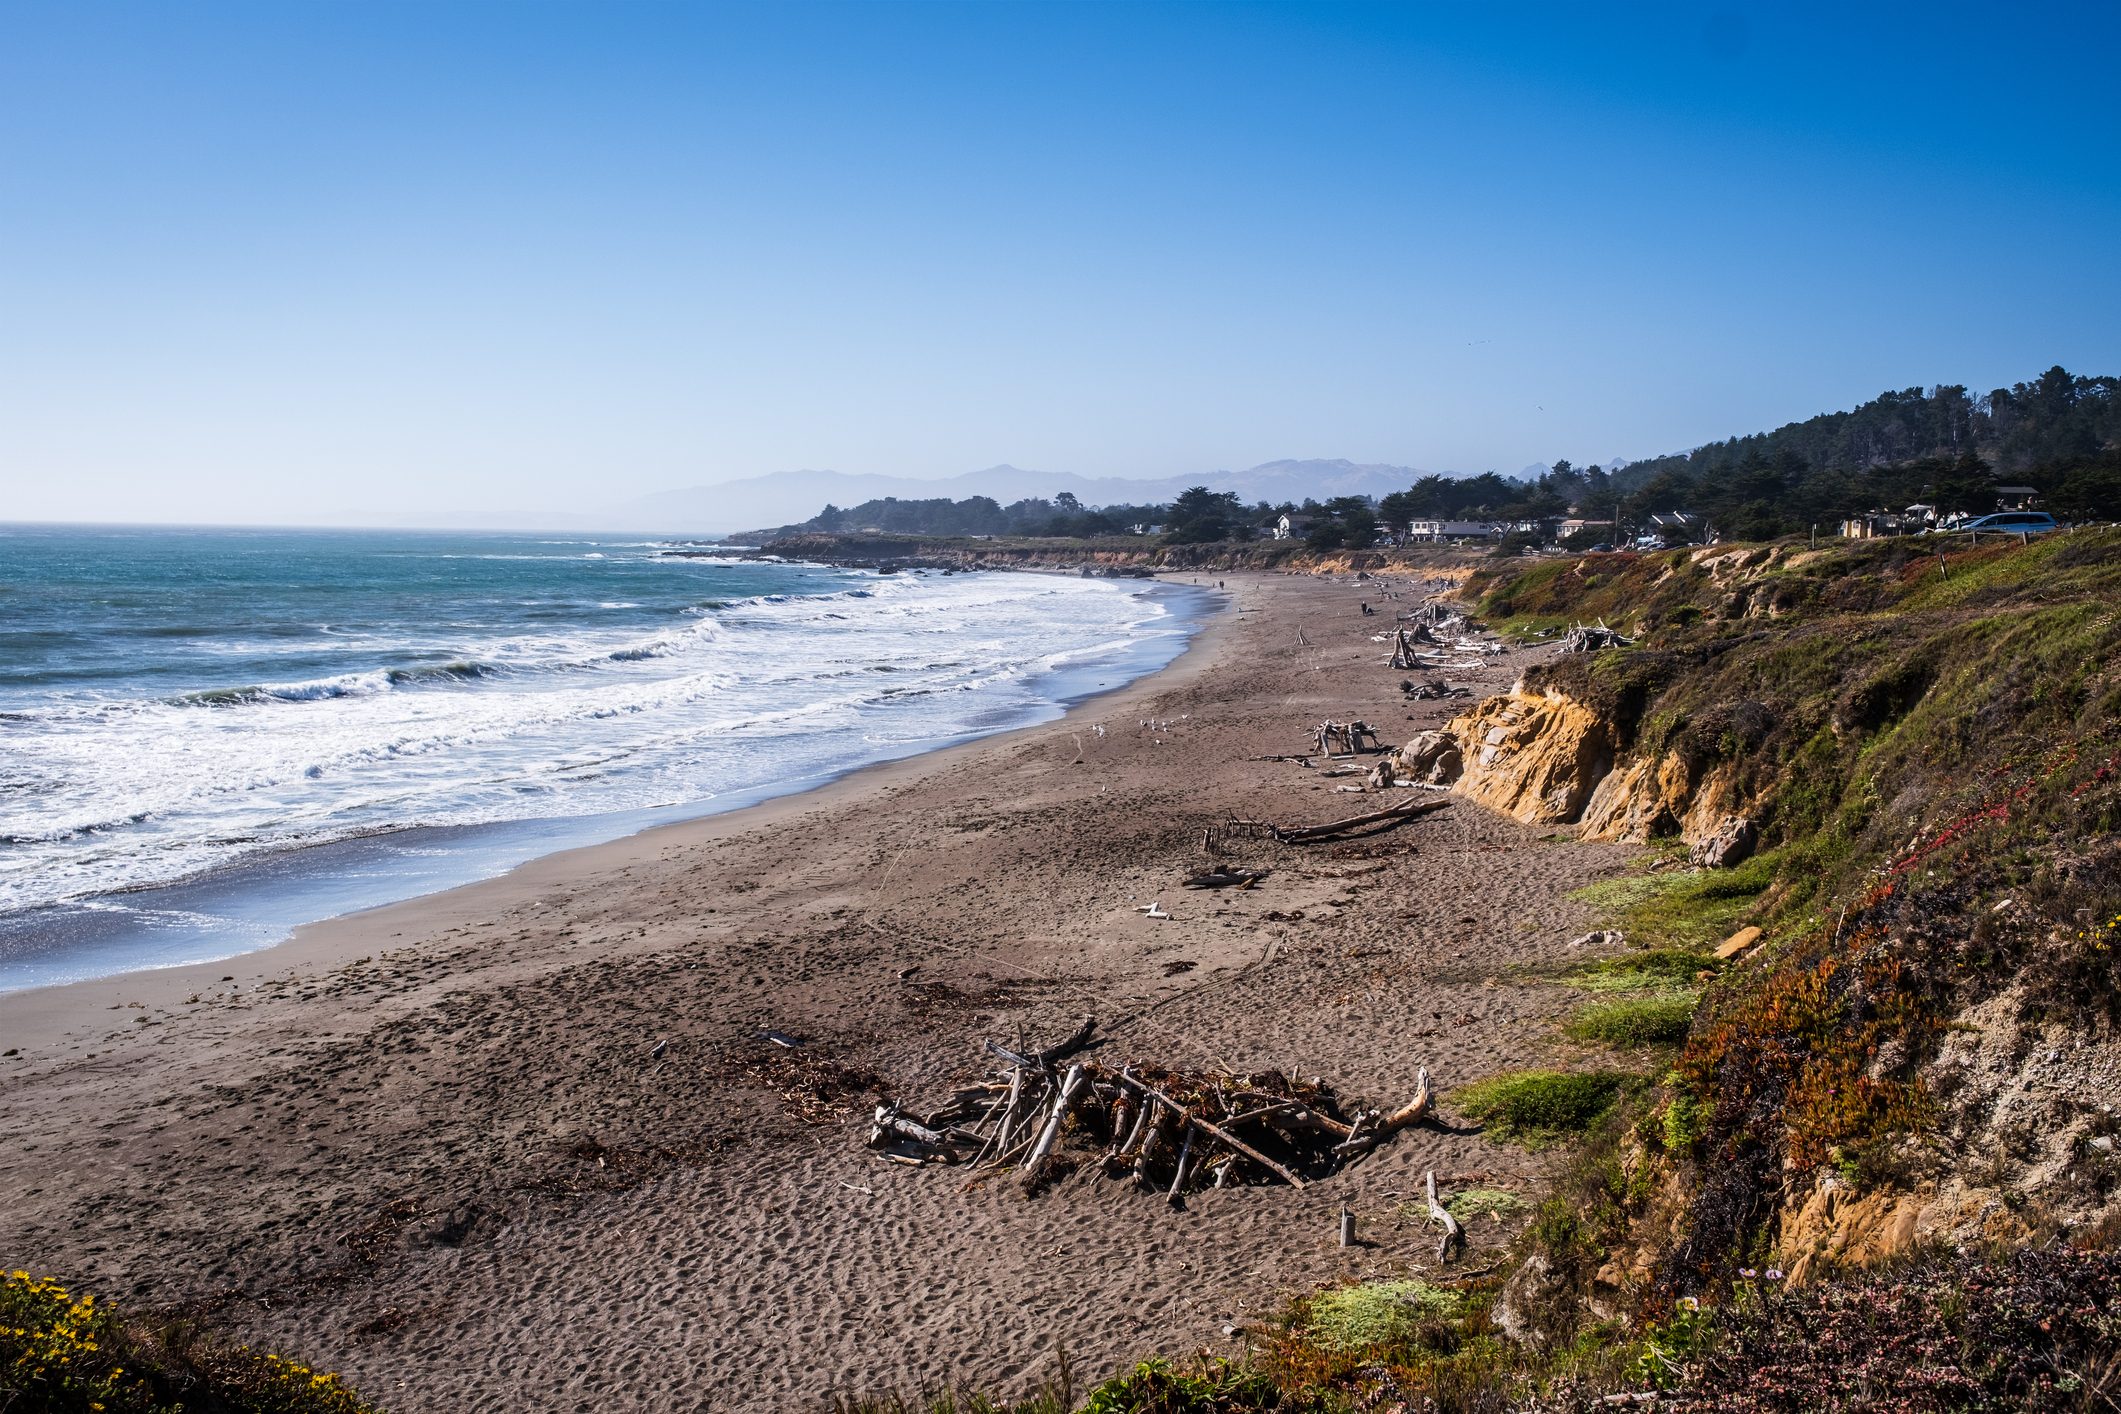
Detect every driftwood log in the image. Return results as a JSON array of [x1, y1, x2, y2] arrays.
[[1559, 621, 1633, 653], [1183, 865, 1269, 889], [1217, 795, 1451, 849], [1018, 1063, 1089, 1190], [1334, 1066, 1434, 1156], [1425, 1168, 1464, 1262], [983, 1014, 1097, 1070]]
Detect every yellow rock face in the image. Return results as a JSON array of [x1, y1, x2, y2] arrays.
[[1445, 691, 1616, 826], [1443, 688, 1749, 852], [1776, 1175, 2022, 1286], [1579, 751, 1695, 842]]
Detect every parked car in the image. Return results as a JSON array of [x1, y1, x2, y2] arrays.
[[1953, 511, 2060, 536]]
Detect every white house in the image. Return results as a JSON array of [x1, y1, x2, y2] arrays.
[[1406, 518, 1498, 542], [1271, 512, 1317, 540]]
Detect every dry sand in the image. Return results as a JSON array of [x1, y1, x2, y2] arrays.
[[0, 569, 1637, 1412]]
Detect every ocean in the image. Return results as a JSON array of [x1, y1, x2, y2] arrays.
[[0, 524, 1204, 990]]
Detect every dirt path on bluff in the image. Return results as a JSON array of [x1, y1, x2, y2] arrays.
[[0, 568, 1638, 1412]]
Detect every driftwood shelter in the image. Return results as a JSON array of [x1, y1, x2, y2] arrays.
[[870, 1018, 1442, 1202]]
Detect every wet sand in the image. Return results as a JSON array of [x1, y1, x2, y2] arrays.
[[0, 568, 1636, 1412]]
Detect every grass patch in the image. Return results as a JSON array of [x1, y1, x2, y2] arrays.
[[1570, 854, 1777, 950], [1565, 993, 1700, 1048], [1559, 947, 1714, 993], [1567, 873, 1683, 913], [1453, 1070, 1629, 1147], [1301, 1280, 1467, 1353], [1441, 1188, 1527, 1224]]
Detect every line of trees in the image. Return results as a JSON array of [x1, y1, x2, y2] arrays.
[[798, 491, 1174, 539], [780, 486, 1373, 548], [773, 365, 2120, 549], [1603, 366, 2121, 536]]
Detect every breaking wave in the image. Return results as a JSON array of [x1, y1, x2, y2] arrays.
[[0, 538, 1192, 919]]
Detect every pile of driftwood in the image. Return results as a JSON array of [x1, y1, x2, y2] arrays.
[[1401, 678, 1474, 700], [1559, 622, 1633, 653], [868, 1018, 1440, 1204], [1390, 625, 1506, 671], [1313, 719, 1380, 756], [1389, 625, 1438, 669]]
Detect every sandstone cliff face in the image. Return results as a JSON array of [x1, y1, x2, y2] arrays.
[[1768, 982, 2121, 1283], [1578, 753, 1693, 842], [1439, 689, 1616, 827], [1396, 684, 1752, 855], [1774, 1174, 2023, 1286]]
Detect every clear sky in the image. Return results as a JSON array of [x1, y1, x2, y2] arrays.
[[3, 1, 2117, 525]]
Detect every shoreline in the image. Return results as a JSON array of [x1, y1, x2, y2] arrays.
[[0, 576, 1234, 1053], [0, 566, 1637, 1411], [0, 571, 1217, 1005]]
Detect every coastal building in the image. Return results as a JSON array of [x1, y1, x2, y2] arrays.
[[1271, 512, 1316, 540], [1405, 518, 1499, 542], [1644, 511, 1708, 546]]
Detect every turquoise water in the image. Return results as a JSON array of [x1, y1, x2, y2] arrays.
[[0, 525, 1204, 989]]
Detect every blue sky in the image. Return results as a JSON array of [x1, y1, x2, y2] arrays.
[[2, 1, 2117, 524]]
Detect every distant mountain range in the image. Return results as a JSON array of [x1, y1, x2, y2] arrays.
[[616, 460, 1432, 536]]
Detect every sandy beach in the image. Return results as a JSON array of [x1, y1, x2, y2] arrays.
[[0, 568, 1637, 1412]]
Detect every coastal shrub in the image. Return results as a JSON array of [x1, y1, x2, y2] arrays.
[[1565, 993, 1699, 1048], [0, 1273, 153, 1414], [1658, 1091, 1705, 1152], [1247, 1280, 1529, 1411], [833, 1388, 1072, 1414], [0, 1270, 378, 1414], [1491, 1100, 1668, 1365], [1566, 856, 1775, 953], [1079, 1358, 1332, 1413], [1614, 1246, 2121, 1412], [1453, 1071, 1627, 1147]]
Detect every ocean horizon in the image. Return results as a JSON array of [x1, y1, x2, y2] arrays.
[[0, 523, 1207, 990]]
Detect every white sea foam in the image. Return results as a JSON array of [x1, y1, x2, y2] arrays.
[[0, 571, 1185, 914]]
